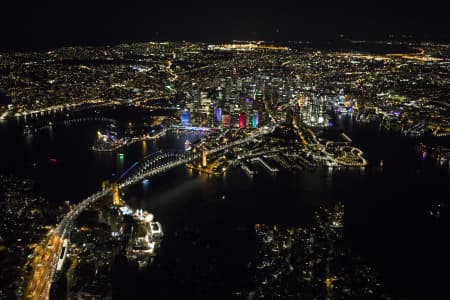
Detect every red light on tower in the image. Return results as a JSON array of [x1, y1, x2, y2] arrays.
[[239, 113, 245, 128]]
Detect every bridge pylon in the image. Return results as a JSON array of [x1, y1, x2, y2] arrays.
[[102, 180, 110, 191], [111, 183, 121, 206], [202, 149, 208, 167]]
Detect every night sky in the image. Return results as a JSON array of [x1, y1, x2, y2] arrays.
[[0, 0, 449, 51]]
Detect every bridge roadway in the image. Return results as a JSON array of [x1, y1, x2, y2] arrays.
[[25, 189, 111, 300], [119, 130, 265, 188], [64, 116, 116, 126], [26, 126, 272, 299]]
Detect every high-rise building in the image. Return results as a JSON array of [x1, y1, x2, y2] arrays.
[[301, 94, 327, 127], [252, 112, 259, 128], [181, 110, 190, 126], [239, 113, 245, 128], [244, 97, 253, 111], [222, 114, 230, 128], [215, 107, 222, 123], [192, 85, 201, 111]]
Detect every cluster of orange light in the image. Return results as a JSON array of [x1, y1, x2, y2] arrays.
[[25, 234, 63, 300], [216, 44, 289, 51]]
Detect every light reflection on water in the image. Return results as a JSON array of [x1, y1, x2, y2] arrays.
[[0, 113, 449, 298], [142, 140, 148, 157]]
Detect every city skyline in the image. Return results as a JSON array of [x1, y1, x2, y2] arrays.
[[0, 2, 449, 299]]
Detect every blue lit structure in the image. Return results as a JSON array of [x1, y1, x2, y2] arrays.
[[252, 112, 259, 128], [245, 97, 253, 111], [215, 107, 222, 123], [181, 110, 190, 126]]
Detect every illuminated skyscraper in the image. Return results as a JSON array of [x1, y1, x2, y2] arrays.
[[222, 114, 230, 128], [239, 113, 245, 128], [252, 112, 259, 128], [192, 85, 201, 111], [302, 95, 327, 127], [215, 107, 222, 123], [181, 110, 190, 126], [338, 88, 345, 105], [245, 97, 253, 111]]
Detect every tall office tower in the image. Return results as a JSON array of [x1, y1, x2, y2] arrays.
[[255, 89, 263, 103], [303, 95, 326, 127], [246, 113, 252, 128], [309, 95, 318, 123], [224, 76, 232, 103], [207, 103, 216, 127], [239, 113, 245, 128], [252, 111, 259, 128], [229, 80, 238, 110], [236, 78, 243, 95], [248, 82, 256, 99], [198, 92, 211, 125], [181, 109, 190, 126], [222, 114, 231, 128], [244, 97, 253, 111], [215, 107, 222, 124], [217, 79, 225, 106], [192, 85, 201, 111], [217, 89, 224, 103], [271, 77, 281, 105], [338, 88, 345, 105]]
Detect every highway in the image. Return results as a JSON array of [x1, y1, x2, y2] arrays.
[[25, 189, 110, 300]]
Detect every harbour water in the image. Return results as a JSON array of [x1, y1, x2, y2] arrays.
[[0, 110, 449, 299]]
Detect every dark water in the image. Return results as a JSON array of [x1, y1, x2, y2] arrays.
[[334, 116, 450, 299], [0, 113, 449, 299]]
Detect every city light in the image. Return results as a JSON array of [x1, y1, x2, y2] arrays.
[[1, 35, 448, 300]]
